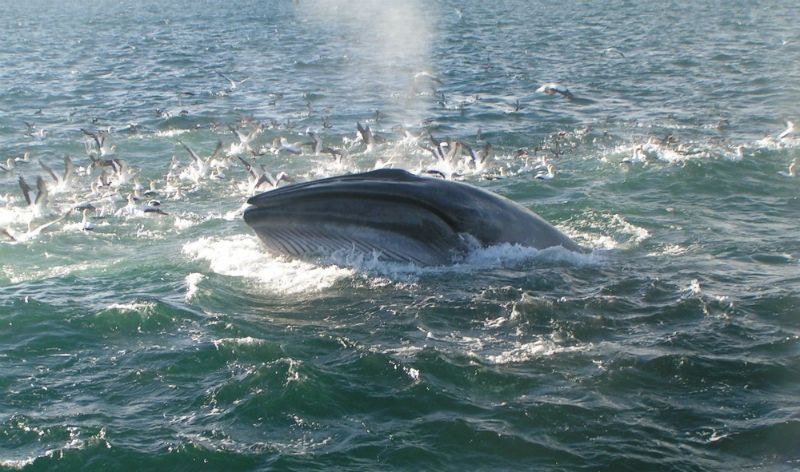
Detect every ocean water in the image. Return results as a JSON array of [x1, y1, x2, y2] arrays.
[[1, 0, 799, 470]]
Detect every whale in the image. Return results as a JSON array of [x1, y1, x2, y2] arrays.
[[242, 168, 583, 266]]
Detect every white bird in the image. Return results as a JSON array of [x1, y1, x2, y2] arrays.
[[536, 82, 574, 99], [778, 159, 796, 178], [778, 120, 795, 140], [0, 158, 13, 172], [18, 175, 49, 216], [24, 122, 47, 139], [373, 157, 394, 170], [413, 71, 442, 84], [114, 194, 139, 217], [207, 142, 227, 170], [229, 124, 261, 147], [735, 145, 745, 161], [533, 154, 549, 170], [623, 145, 646, 164], [177, 139, 211, 182], [81, 128, 115, 157], [304, 131, 323, 155], [80, 209, 95, 231], [603, 47, 625, 58], [107, 159, 133, 187], [535, 163, 556, 180], [356, 122, 376, 149], [38, 156, 74, 190], [216, 71, 251, 90], [237, 156, 290, 193], [2, 210, 72, 242], [274, 137, 302, 155], [411, 71, 443, 93], [143, 180, 160, 197]]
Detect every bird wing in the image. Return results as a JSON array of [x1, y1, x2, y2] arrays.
[[35, 176, 48, 205], [39, 160, 59, 183], [177, 140, 201, 163], [63, 156, 74, 183], [81, 128, 103, 149], [210, 141, 224, 160], [18, 176, 32, 206]]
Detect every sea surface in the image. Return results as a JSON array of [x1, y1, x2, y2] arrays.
[[1, 0, 799, 470]]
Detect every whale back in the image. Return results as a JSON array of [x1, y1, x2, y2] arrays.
[[243, 169, 582, 265]]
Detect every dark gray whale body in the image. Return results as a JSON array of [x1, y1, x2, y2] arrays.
[[243, 169, 583, 266]]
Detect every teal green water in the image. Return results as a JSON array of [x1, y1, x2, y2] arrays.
[[1, 0, 799, 470]]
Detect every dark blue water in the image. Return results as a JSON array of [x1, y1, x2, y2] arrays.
[[1, 1, 799, 470]]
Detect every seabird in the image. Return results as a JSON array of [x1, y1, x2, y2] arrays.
[[38, 156, 73, 188], [413, 71, 443, 85], [2, 210, 72, 242], [18, 176, 33, 206], [734, 145, 745, 161], [143, 180, 159, 197], [178, 140, 209, 170], [536, 83, 574, 99], [207, 141, 227, 170], [24, 122, 47, 139], [778, 120, 795, 140], [229, 124, 258, 146], [18, 175, 48, 213], [535, 163, 557, 180], [81, 128, 115, 157], [322, 146, 348, 163], [304, 131, 323, 154], [142, 199, 168, 215], [274, 137, 302, 155], [411, 71, 443, 94], [778, 159, 796, 178], [237, 155, 291, 193], [114, 194, 139, 217], [602, 47, 625, 58], [216, 71, 251, 90], [357, 122, 375, 148], [80, 209, 95, 231], [623, 145, 646, 164], [463, 144, 481, 170]]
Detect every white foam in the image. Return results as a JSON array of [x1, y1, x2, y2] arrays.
[[0, 206, 32, 227], [485, 338, 587, 364], [185, 272, 205, 301], [182, 235, 353, 294], [754, 135, 798, 150], [610, 214, 650, 245], [404, 366, 420, 381], [687, 279, 702, 296], [105, 301, 156, 312], [463, 243, 599, 268], [0, 457, 36, 469], [173, 216, 197, 230], [182, 232, 601, 293], [155, 129, 190, 138], [567, 212, 649, 250], [3, 261, 110, 284], [319, 241, 601, 284], [647, 244, 688, 257], [212, 336, 264, 349]]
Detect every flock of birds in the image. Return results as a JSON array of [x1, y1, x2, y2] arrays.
[[0, 72, 797, 245]]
